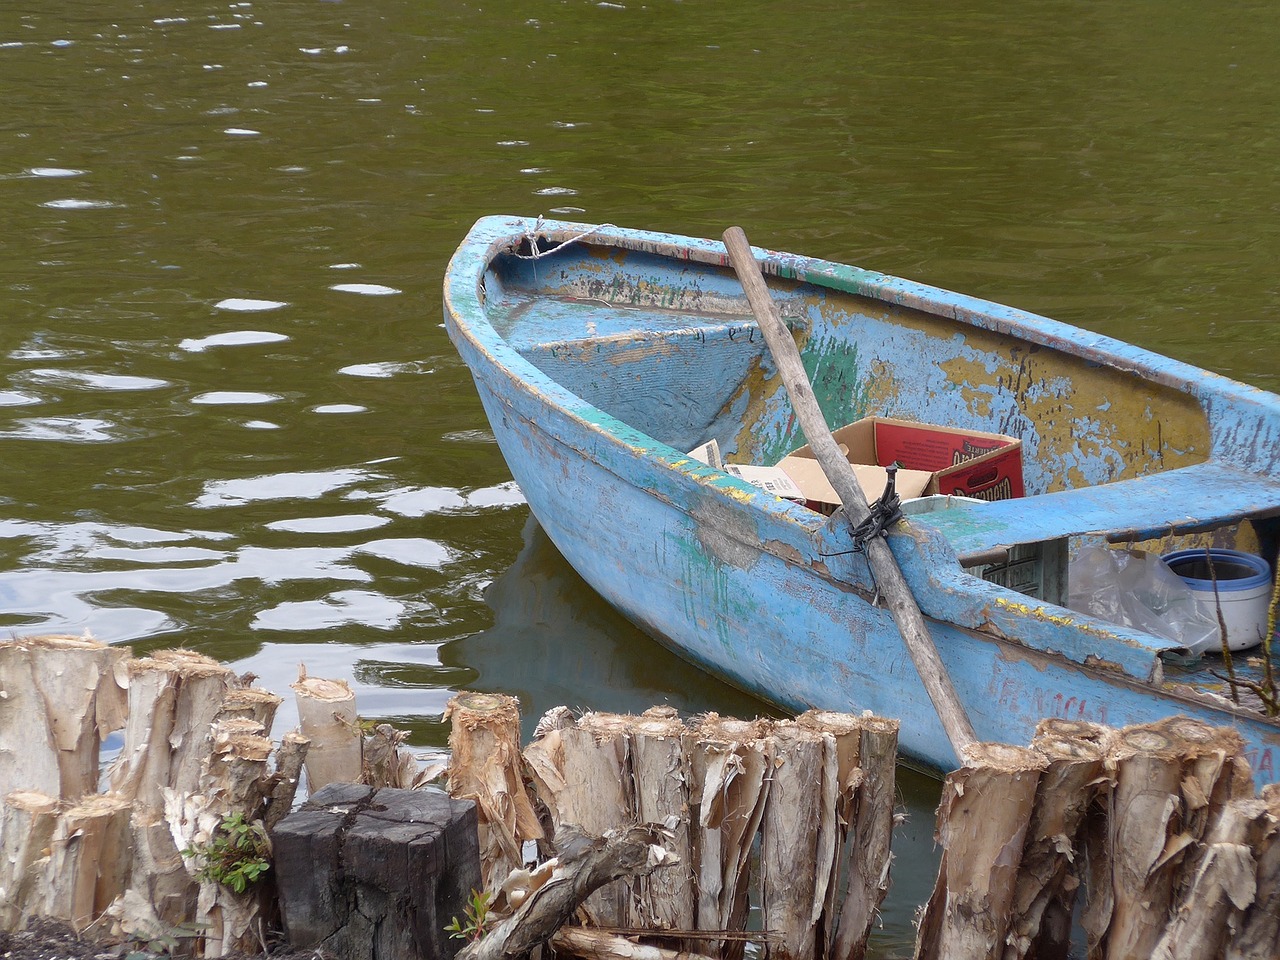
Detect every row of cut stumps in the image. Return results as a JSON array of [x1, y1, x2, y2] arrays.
[[2, 635, 1280, 960]]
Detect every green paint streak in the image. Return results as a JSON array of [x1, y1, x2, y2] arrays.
[[754, 332, 871, 465]]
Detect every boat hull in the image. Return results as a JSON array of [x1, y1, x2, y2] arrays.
[[444, 216, 1280, 786]]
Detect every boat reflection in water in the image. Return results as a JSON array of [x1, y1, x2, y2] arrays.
[[453, 514, 775, 740], [450, 514, 942, 956]]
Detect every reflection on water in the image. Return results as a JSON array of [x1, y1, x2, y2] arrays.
[[1, 2, 1277, 950], [450, 515, 778, 740]]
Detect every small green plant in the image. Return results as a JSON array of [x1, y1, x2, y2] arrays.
[[182, 812, 271, 894], [444, 889, 493, 942]]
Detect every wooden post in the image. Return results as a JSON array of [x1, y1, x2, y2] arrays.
[[685, 715, 771, 954], [446, 693, 543, 892], [1230, 783, 1280, 960], [829, 715, 898, 960], [1001, 719, 1106, 960], [913, 743, 1046, 960], [108, 657, 181, 807], [798, 711, 863, 948], [274, 783, 482, 960], [628, 708, 694, 938], [292, 669, 362, 792], [759, 722, 830, 960], [219, 687, 284, 729], [153, 649, 237, 798], [722, 226, 978, 759], [363, 722, 420, 788], [0, 634, 129, 801], [1082, 723, 1180, 960], [264, 730, 311, 834], [0, 791, 62, 930], [30, 793, 133, 931], [1152, 795, 1266, 960]]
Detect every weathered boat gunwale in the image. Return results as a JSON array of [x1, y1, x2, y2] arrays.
[[445, 215, 1280, 786]]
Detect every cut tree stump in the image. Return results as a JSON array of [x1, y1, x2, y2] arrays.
[[759, 722, 829, 960], [273, 783, 481, 960], [446, 693, 543, 892], [826, 714, 898, 960], [0, 791, 62, 930], [0, 634, 129, 801], [1229, 783, 1280, 960], [628, 708, 694, 939], [685, 715, 770, 957], [1002, 719, 1106, 960], [291, 670, 362, 792], [914, 743, 1046, 960]]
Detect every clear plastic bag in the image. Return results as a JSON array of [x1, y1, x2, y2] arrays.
[[1067, 546, 1220, 653]]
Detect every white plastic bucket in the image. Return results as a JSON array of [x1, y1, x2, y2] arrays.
[[1161, 549, 1273, 652]]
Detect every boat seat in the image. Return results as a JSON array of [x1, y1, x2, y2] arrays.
[[917, 460, 1280, 563]]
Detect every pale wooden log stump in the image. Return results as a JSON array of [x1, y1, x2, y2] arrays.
[[1152, 795, 1267, 960], [292, 670, 362, 791], [263, 730, 310, 834], [447, 692, 543, 892], [30, 793, 132, 931], [0, 791, 62, 930], [1086, 717, 1251, 960], [759, 722, 830, 960], [568, 713, 637, 925], [829, 715, 898, 960], [273, 783, 480, 960], [1229, 782, 1280, 960], [0, 634, 129, 800], [798, 709, 862, 957], [219, 687, 284, 730], [152, 649, 238, 797], [628, 708, 694, 939], [685, 715, 770, 956], [108, 657, 181, 807], [914, 743, 1046, 960], [1002, 720, 1106, 960]]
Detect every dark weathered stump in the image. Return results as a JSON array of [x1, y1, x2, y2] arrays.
[[273, 783, 480, 960]]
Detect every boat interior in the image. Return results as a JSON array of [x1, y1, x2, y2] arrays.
[[478, 231, 1280, 693]]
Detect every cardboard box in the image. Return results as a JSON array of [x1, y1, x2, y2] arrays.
[[778, 416, 1023, 513], [777, 455, 933, 514]]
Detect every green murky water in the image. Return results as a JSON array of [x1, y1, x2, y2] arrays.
[[2, 2, 1277, 953]]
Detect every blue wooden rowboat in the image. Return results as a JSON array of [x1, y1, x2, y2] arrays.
[[443, 214, 1280, 786]]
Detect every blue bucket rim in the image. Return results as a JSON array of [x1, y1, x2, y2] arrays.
[[1162, 548, 1272, 592]]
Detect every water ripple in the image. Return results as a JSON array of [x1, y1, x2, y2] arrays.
[[193, 468, 369, 508], [180, 330, 290, 352], [337, 361, 428, 378], [266, 515, 390, 534], [42, 199, 119, 210], [251, 590, 404, 631], [190, 391, 282, 405], [329, 283, 401, 296], [0, 417, 123, 442], [29, 167, 87, 178], [24, 369, 169, 391], [214, 298, 288, 312]]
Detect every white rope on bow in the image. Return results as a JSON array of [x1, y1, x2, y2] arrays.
[[512, 216, 617, 260]]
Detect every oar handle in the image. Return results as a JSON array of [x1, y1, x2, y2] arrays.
[[722, 226, 978, 757]]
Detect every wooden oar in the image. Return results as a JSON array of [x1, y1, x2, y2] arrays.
[[722, 226, 978, 757]]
